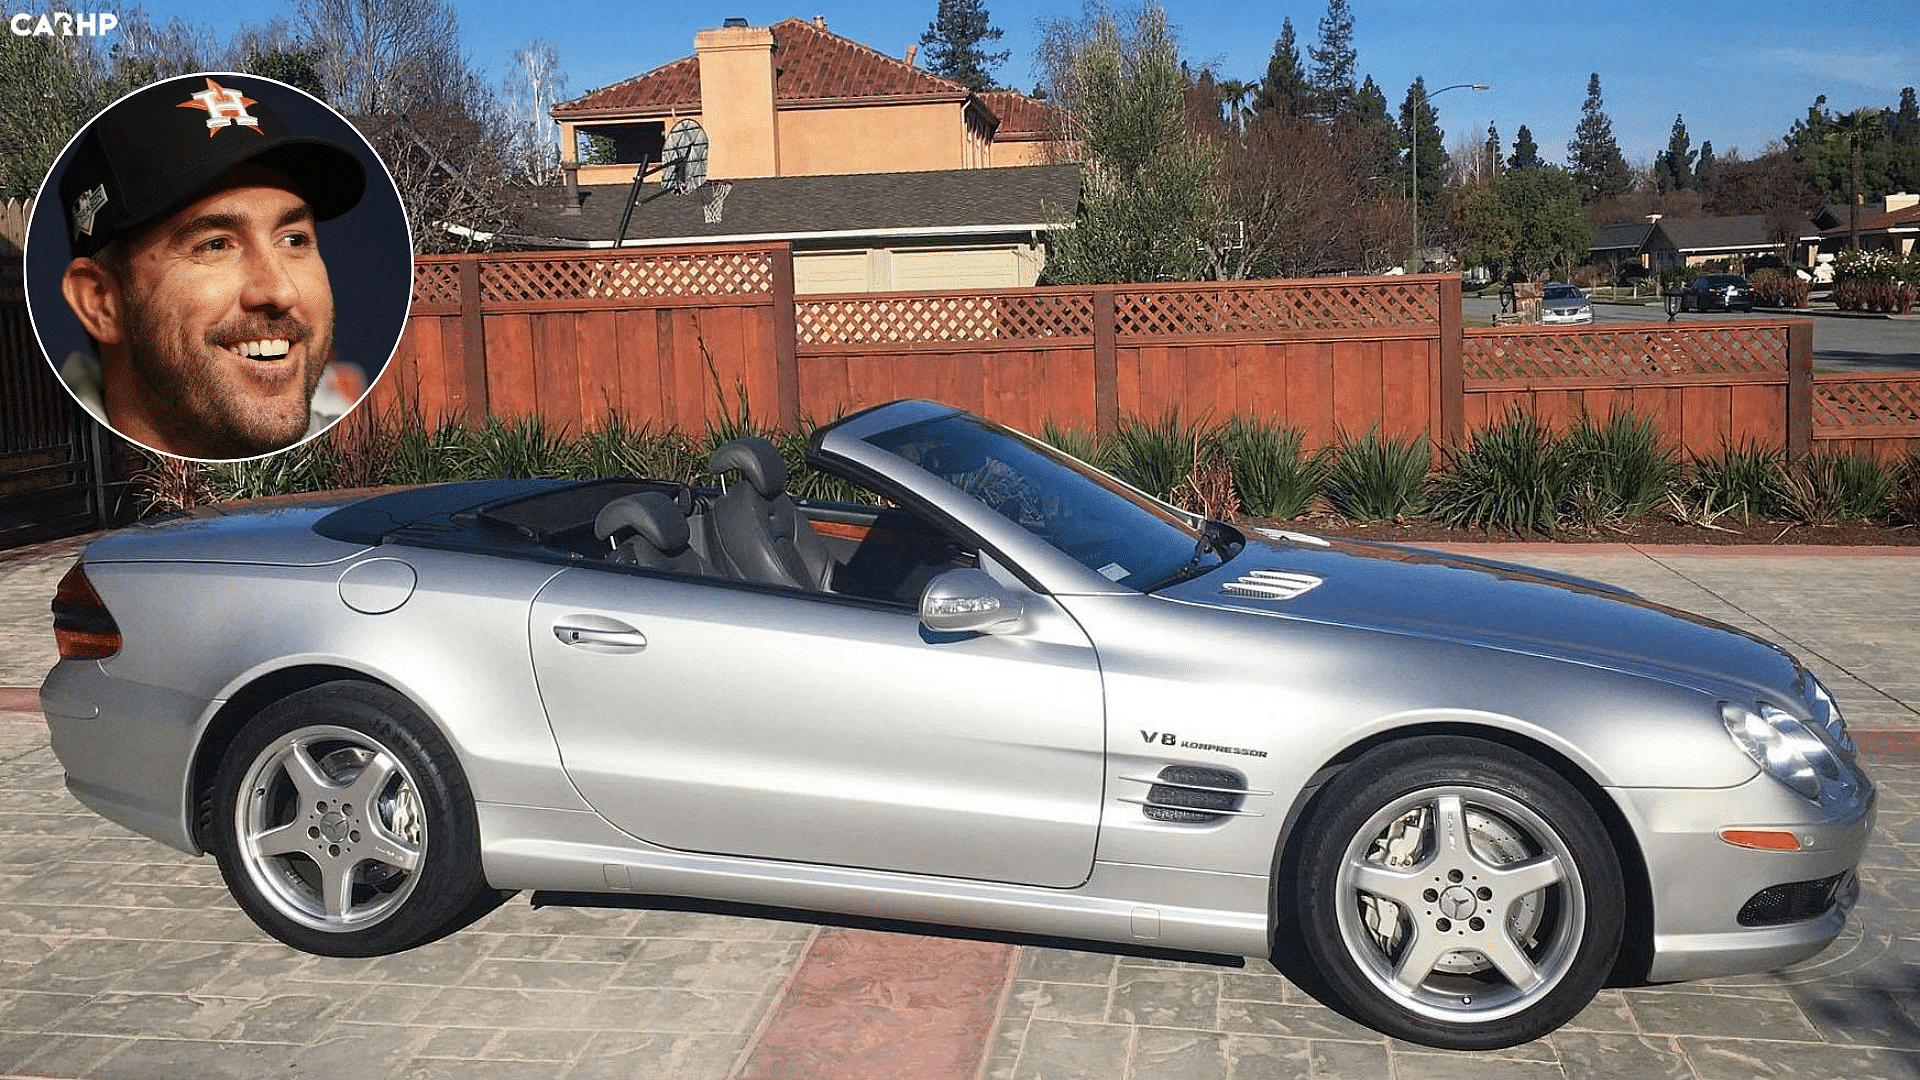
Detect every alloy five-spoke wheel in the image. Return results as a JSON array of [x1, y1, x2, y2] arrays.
[[1293, 737, 1624, 1050], [211, 682, 490, 956], [235, 723, 427, 932]]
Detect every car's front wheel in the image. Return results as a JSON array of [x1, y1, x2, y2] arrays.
[[210, 681, 491, 956], [1292, 737, 1624, 1050]]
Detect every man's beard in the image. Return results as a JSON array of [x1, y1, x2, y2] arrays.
[[120, 297, 331, 459]]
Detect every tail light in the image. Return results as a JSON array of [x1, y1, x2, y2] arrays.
[[53, 563, 120, 660]]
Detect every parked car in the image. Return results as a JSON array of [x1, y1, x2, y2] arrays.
[[1540, 283, 1594, 324], [1680, 273, 1756, 312], [41, 400, 1873, 1051]]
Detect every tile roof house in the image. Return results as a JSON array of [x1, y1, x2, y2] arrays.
[[523, 17, 1077, 293], [551, 17, 1060, 186]]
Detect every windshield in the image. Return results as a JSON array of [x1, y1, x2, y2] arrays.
[[1544, 286, 1582, 300], [864, 413, 1224, 590]]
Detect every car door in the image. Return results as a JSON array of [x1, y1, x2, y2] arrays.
[[527, 566, 1106, 888]]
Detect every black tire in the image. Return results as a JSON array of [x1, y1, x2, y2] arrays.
[[1290, 736, 1623, 1050], [210, 681, 490, 956]]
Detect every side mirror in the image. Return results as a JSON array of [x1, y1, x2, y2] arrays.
[[920, 568, 1025, 635]]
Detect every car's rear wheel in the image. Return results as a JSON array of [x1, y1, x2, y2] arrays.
[[210, 681, 490, 956], [1292, 737, 1623, 1050]]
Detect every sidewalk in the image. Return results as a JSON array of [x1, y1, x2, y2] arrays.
[[1, 538, 1916, 1079]]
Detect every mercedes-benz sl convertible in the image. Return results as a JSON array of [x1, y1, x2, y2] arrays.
[[41, 399, 1874, 1049]]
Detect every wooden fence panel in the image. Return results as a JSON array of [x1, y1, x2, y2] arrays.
[[1462, 319, 1808, 458], [799, 344, 1098, 432], [1814, 374, 1920, 460]]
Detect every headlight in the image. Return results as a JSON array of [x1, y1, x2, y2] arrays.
[[1810, 679, 1855, 757], [1720, 700, 1843, 801]]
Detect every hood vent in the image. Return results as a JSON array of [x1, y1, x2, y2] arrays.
[[1222, 569, 1323, 601]]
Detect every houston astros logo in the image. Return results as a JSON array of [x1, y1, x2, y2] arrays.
[[177, 77, 262, 135]]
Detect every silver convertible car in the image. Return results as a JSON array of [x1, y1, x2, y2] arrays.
[[42, 399, 1873, 1050]]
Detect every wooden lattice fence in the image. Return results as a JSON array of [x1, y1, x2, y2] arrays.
[[1462, 321, 1813, 459], [396, 245, 1918, 461], [1814, 375, 1920, 459], [384, 244, 793, 435]]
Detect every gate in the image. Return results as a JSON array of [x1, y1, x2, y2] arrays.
[[1, 253, 113, 547]]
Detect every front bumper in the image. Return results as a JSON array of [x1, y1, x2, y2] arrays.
[[1616, 769, 1875, 982], [1542, 309, 1593, 324]]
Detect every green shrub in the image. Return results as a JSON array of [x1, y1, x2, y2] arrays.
[[1690, 441, 1786, 520], [1891, 449, 1920, 526], [1429, 412, 1578, 533], [1321, 427, 1430, 522], [380, 413, 469, 486], [1748, 269, 1810, 309], [1218, 417, 1321, 520], [1110, 411, 1218, 502], [578, 414, 702, 483], [207, 440, 330, 502], [1040, 422, 1112, 472], [774, 422, 872, 504], [1563, 411, 1683, 523], [1774, 452, 1896, 524], [449, 415, 583, 480]]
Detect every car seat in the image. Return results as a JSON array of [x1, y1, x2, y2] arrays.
[[706, 437, 833, 589]]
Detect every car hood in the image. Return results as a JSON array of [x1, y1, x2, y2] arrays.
[[1158, 531, 1801, 697]]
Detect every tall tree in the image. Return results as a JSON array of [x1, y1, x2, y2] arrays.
[[1705, 147, 1816, 262], [1501, 165, 1593, 279], [1039, 1, 1222, 283], [1484, 122, 1503, 178], [1253, 18, 1308, 116], [1349, 76, 1401, 195], [0, 36, 129, 199], [502, 39, 568, 182], [920, 0, 1008, 91], [1567, 72, 1632, 203], [1655, 113, 1696, 193], [297, 0, 488, 118], [232, 20, 327, 98], [1508, 124, 1542, 171], [1450, 178, 1519, 273], [298, 0, 510, 251], [1832, 108, 1888, 249], [1214, 106, 1401, 277], [1697, 139, 1716, 186], [1398, 77, 1451, 219], [1307, 0, 1357, 121]]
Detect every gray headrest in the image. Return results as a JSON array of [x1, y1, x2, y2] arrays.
[[593, 491, 690, 551], [708, 438, 787, 498]]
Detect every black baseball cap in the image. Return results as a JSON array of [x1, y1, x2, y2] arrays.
[[58, 73, 366, 259]]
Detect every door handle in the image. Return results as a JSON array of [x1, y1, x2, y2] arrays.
[[552, 619, 647, 651]]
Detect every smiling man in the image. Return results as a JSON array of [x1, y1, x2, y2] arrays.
[[54, 75, 366, 460]]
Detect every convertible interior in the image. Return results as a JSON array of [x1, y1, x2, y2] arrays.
[[471, 436, 971, 607]]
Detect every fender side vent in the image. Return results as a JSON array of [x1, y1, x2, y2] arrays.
[[1222, 569, 1322, 600], [1136, 765, 1248, 823]]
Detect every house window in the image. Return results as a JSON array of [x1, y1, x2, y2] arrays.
[[579, 121, 666, 167]]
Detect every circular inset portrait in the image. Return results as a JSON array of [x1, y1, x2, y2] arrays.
[[24, 72, 412, 462]]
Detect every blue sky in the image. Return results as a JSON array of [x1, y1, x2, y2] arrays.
[[72, 1, 1920, 169]]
